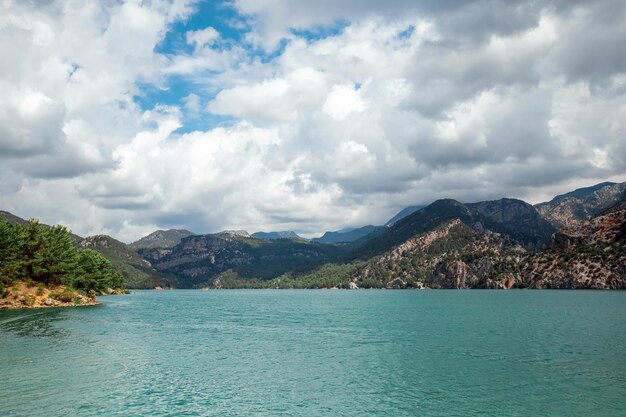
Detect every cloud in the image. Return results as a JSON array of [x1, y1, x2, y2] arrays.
[[0, 89, 66, 157], [183, 93, 201, 114], [0, 0, 624, 241], [186, 27, 219, 49], [322, 84, 367, 121]]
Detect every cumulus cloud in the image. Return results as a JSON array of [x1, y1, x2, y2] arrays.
[[0, 0, 625, 241], [186, 27, 219, 49]]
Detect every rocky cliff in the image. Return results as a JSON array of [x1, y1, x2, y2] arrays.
[[535, 182, 625, 229]]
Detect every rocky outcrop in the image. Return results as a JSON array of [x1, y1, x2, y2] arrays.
[[386, 277, 407, 289], [549, 232, 584, 251], [429, 260, 469, 289], [485, 275, 516, 289], [535, 182, 626, 229]]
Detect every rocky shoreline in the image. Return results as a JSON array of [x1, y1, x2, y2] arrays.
[[0, 281, 100, 309]]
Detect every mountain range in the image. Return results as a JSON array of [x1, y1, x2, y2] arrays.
[[1, 181, 624, 289]]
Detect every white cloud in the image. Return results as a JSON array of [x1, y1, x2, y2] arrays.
[[186, 27, 219, 49], [322, 84, 367, 121], [183, 93, 201, 114], [0, 0, 625, 241]]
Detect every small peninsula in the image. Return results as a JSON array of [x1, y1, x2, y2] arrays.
[[0, 218, 126, 309]]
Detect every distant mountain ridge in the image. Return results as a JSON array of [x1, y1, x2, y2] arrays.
[[139, 231, 342, 288], [313, 225, 386, 244], [385, 205, 425, 226], [0, 210, 29, 227], [130, 229, 196, 250], [251, 231, 302, 240]]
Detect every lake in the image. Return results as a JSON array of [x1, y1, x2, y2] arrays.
[[1, 290, 625, 416]]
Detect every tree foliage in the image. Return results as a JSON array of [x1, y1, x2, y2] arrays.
[[0, 218, 124, 294]]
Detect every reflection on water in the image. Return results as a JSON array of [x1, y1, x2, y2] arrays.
[[0, 309, 69, 339]]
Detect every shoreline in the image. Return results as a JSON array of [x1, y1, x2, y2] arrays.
[[0, 281, 99, 310]]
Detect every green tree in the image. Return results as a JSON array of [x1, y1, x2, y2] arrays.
[[76, 249, 124, 293], [42, 225, 79, 285], [0, 219, 26, 283]]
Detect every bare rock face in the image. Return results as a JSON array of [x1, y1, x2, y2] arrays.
[[549, 232, 585, 251], [429, 260, 469, 289], [386, 277, 407, 289], [485, 275, 516, 289], [348, 281, 359, 290], [79, 235, 113, 248]]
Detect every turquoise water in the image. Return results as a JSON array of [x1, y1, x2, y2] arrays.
[[1, 290, 625, 417]]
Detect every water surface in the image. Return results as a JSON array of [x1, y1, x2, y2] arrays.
[[1, 290, 625, 416]]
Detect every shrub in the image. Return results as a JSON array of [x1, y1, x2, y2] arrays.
[[53, 290, 75, 303], [36, 284, 46, 296], [23, 294, 36, 306], [0, 283, 9, 298]]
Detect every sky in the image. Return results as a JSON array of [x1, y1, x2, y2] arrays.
[[1, 0, 625, 242]]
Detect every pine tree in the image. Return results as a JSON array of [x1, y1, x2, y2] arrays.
[[23, 220, 47, 283], [43, 225, 79, 286], [76, 249, 124, 293], [0, 219, 26, 282]]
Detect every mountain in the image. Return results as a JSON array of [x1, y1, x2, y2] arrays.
[[78, 235, 166, 289], [251, 231, 302, 240], [129, 229, 196, 250], [313, 225, 385, 244], [5, 181, 625, 290], [0, 210, 29, 226], [535, 181, 626, 229], [349, 203, 625, 290], [351, 219, 522, 289], [0, 210, 83, 242], [385, 205, 425, 226], [466, 198, 556, 250], [348, 197, 551, 260], [140, 232, 343, 288], [349, 199, 476, 259], [518, 206, 625, 289]]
